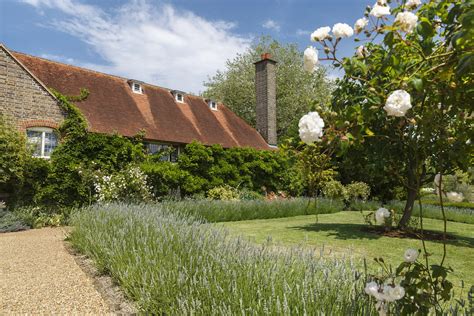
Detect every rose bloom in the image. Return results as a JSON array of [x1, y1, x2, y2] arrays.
[[332, 23, 354, 38], [356, 45, 367, 58], [384, 90, 412, 117], [384, 284, 405, 302], [406, 0, 422, 9], [298, 111, 325, 144], [354, 17, 369, 34], [395, 11, 418, 33], [365, 281, 380, 297], [404, 248, 419, 263], [370, 3, 391, 18], [303, 46, 318, 73], [375, 207, 390, 225], [311, 26, 331, 42]]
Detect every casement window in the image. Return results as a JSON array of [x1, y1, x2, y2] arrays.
[[132, 82, 143, 94], [208, 100, 218, 111], [175, 93, 184, 103], [144, 142, 180, 162], [26, 127, 58, 158]]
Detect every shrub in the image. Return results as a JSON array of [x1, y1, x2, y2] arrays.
[[70, 203, 372, 314], [140, 161, 188, 199], [0, 209, 29, 233], [322, 180, 346, 200], [0, 115, 27, 198], [345, 181, 371, 202], [207, 185, 240, 201], [13, 206, 68, 228], [94, 165, 153, 203]]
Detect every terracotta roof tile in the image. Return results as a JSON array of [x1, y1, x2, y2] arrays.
[[12, 52, 271, 150]]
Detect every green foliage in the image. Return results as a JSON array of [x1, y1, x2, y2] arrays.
[[203, 36, 333, 141], [177, 141, 300, 196], [140, 161, 188, 199], [0, 115, 27, 195], [345, 182, 371, 202], [70, 203, 372, 314], [322, 180, 346, 200], [0, 209, 29, 233], [13, 205, 67, 228]]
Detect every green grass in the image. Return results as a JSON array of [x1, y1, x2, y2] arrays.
[[221, 211, 474, 294], [69, 203, 374, 315]]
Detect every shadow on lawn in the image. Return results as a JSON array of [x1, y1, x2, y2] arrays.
[[290, 223, 474, 248]]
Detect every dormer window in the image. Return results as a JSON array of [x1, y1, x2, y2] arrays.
[[208, 100, 218, 111], [128, 79, 144, 94], [171, 90, 185, 103]]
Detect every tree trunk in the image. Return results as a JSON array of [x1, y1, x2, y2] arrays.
[[398, 185, 418, 229]]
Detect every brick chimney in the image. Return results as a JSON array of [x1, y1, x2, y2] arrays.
[[254, 53, 277, 146]]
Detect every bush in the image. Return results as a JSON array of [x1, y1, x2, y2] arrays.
[[94, 165, 153, 203], [140, 161, 188, 199], [70, 203, 372, 314], [345, 182, 371, 202], [322, 180, 346, 200], [207, 185, 240, 201], [12, 206, 67, 228], [0, 209, 29, 233]]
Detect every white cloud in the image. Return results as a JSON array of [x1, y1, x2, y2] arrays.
[[20, 0, 251, 93], [262, 19, 280, 32], [295, 29, 310, 36], [40, 53, 76, 64]]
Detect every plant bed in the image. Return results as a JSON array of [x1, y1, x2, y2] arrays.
[[361, 226, 457, 241]]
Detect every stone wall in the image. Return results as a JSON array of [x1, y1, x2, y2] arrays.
[[0, 46, 65, 130]]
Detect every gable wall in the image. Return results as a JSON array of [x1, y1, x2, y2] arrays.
[[0, 47, 66, 130]]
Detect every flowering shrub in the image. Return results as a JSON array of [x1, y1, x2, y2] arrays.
[[322, 180, 346, 200], [94, 165, 153, 202], [207, 185, 240, 201]]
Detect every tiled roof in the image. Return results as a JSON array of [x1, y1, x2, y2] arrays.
[[13, 52, 270, 149]]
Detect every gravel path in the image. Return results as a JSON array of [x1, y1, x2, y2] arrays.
[[0, 227, 110, 314]]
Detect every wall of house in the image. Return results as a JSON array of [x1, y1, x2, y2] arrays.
[[0, 47, 65, 130]]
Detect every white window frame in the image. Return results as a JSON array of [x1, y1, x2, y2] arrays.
[[175, 93, 184, 103], [26, 127, 58, 159], [132, 82, 143, 94], [209, 101, 217, 111]]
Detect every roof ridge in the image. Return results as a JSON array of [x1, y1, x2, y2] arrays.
[[10, 49, 207, 98]]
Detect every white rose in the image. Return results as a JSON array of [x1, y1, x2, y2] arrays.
[[298, 111, 325, 144], [384, 90, 412, 117], [303, 46, 318, 73], [370, 3, 391, 18], [375, 207, 390, 225], [332, 23, 354, 38], [406, 0, 421, 9], [404, 248, 419, 263], [311, 26, 331, 42], [365, 281, 380, 297], [395, 11, 418, 33], [354, 17, 369, 34], [446, 192, 464, 202], [356, 45, 367, 58], [383, 284, 405, 302]]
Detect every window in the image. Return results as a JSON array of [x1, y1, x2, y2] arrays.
[[145, 142, 180, 162], [208, 100, 217, 111], [132, 82, 143, 94], [175, 93, 184, 103], [26, 127, 58, 158]]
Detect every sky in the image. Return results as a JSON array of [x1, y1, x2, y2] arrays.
[[1, 0, 372, 94]]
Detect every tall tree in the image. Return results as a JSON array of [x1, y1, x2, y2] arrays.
[[203, 36, 333, 141]]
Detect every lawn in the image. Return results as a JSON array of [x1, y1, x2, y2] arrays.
[[221, 211, 474, 293]]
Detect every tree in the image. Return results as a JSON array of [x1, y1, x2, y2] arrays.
[[203, 36, 333, 141], [305, 0, 473, 229]]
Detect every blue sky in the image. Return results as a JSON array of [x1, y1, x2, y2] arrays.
[[1, 0, 371, 93]]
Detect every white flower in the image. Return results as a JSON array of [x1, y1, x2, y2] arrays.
[[406, 0, 421, 9], [356, 45, 367, 58], [332, 23, 354, 38], [446, 192, 464, 202], [395, 11, 418, 33], [404, 248, 419, 263], [384, 90, 412, 117], [354, 17, 369, 34], [370, 3, 391, 18], [303, 46, 318, 73], [298, 111, 325, 144], [377, 0, 387, 4], [375, 207, 390, 225], [386, 285, 405, 301], [311, 26, 331, 42], [365, 281, 380, 297]]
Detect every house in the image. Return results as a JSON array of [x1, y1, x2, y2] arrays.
[[0, 44, 277, 160]]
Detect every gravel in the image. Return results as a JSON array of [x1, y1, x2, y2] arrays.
[[0, 227, 110, 314]]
